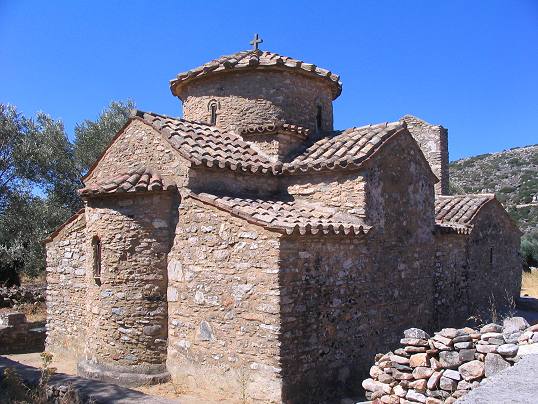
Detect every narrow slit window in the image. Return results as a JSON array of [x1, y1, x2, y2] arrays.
[[92, 236, 102, 280], [209, 103, 217, 126], [316, 105, 322, 131], [489, 247, 494, 266]]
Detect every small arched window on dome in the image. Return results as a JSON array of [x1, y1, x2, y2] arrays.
[[92, 236, 102, 282], [316, 105, 323, 131], [208, 100, 219, 126]]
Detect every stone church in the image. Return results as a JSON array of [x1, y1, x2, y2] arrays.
[[45, 39, 522, 403]]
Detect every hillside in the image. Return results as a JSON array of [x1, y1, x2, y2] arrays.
[[449, 145, 538, 234]]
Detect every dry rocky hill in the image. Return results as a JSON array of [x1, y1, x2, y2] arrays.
[[449, 145, 538, 235]]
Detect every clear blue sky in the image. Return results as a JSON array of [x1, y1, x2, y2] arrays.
[[1, 0, 537, 160]]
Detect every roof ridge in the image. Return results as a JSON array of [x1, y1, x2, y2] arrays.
[[437, 193, 495, 200], [434, 193, 496, 228], [133, 109, 220, 130], [342, 120, 404, 133], [86, 112, 419, 181]]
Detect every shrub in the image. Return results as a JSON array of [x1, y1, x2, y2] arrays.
[[521, 231, 538, 267]]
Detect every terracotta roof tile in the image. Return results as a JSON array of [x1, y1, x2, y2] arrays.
[[79, 166, 175, 197], [136, 111, 277, 174], [170, 50, 342, 99], [189, 191, 370, 236], [281, 122, 405, 173], [135, 111, 407, 176], [434, 194, 495, 233]]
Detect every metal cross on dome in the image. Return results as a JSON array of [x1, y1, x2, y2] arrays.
[[250, 33, 263, 50]]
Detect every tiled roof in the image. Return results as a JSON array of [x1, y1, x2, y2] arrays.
[[189, 192, 370, 236], [170, 50, 342, 99], [135, 111, 407, 176], [434, 194, 495, 234], [79, 166, 176, 197], [281, 122, 406, 174], [136, 111, 277, 174]]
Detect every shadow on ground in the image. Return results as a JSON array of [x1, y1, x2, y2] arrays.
[[0, 356, 179, 404], [516, 296, 538, 325]]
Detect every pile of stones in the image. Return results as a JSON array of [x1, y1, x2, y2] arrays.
[[0, 285, 46, 308], [362, 317, 538, 403]]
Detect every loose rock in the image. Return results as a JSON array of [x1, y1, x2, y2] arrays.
[[496, 343, 518, 357], [484, 353, 510, 377], [458, 360, 484, 381], [404, 328, 430, 340]]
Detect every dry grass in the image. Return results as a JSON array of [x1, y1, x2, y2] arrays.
[[16, 302, 47, 322], [0, 302, 47, 323], [19, 273, 47, 286], [522, 269, 538, 298]]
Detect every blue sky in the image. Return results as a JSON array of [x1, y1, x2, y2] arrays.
[[1, 0, 537, 160]]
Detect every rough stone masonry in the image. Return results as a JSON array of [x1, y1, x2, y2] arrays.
[[362, 317, 538, 404], [44, 43, 522, 403]]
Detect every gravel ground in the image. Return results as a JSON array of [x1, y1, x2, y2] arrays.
[[457, 353, 538, 404]]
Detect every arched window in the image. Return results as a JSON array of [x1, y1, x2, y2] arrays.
[[208, 100, 218, 126], [92, 236, 102, 281], [316, 105, 323, 131]]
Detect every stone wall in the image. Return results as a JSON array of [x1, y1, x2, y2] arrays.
[[466, 202, 521, 308], [240, 131, 307, 161], [402, 115, 449, 195], [166, 197, 282, 402], [79, 192, 176, 385], [278, 235, 370, 401], [434, 202, 522, 328], [275, 133, 437, 402], [433, 233, 469, 328], [285, 170, 367, 217], [84, 120, 189, 188], [45, 210, 87, 358], [188, 166, 280, 198], [0, 312, 46, 354], [180, 70, 334, 132], [365, 131, 436, 239]]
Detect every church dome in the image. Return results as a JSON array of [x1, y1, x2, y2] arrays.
[[170, 49, 342, 100], [169, 43, 342, 133]]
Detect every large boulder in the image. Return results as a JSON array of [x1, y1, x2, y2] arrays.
[[404, 328, 430, 340], [497, 344, 519, 357], [458, 360, 485, 381], [503, 317, 530, 334], [484, 353, 511, 377], [439, 351, 462, 369]]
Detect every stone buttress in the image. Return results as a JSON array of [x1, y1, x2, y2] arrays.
[[77, 167, 178, 386]]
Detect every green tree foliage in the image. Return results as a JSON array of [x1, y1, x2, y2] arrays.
[[74, 100, 135, 173], [521, 231, 538, 268], [0, 101, 134, 280], [0, 105, 39, 210]]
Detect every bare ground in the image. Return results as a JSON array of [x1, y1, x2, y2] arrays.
[[3, 352, 241, 403]]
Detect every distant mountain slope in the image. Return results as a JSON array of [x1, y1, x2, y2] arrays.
[[449, 145, 538, 234]]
